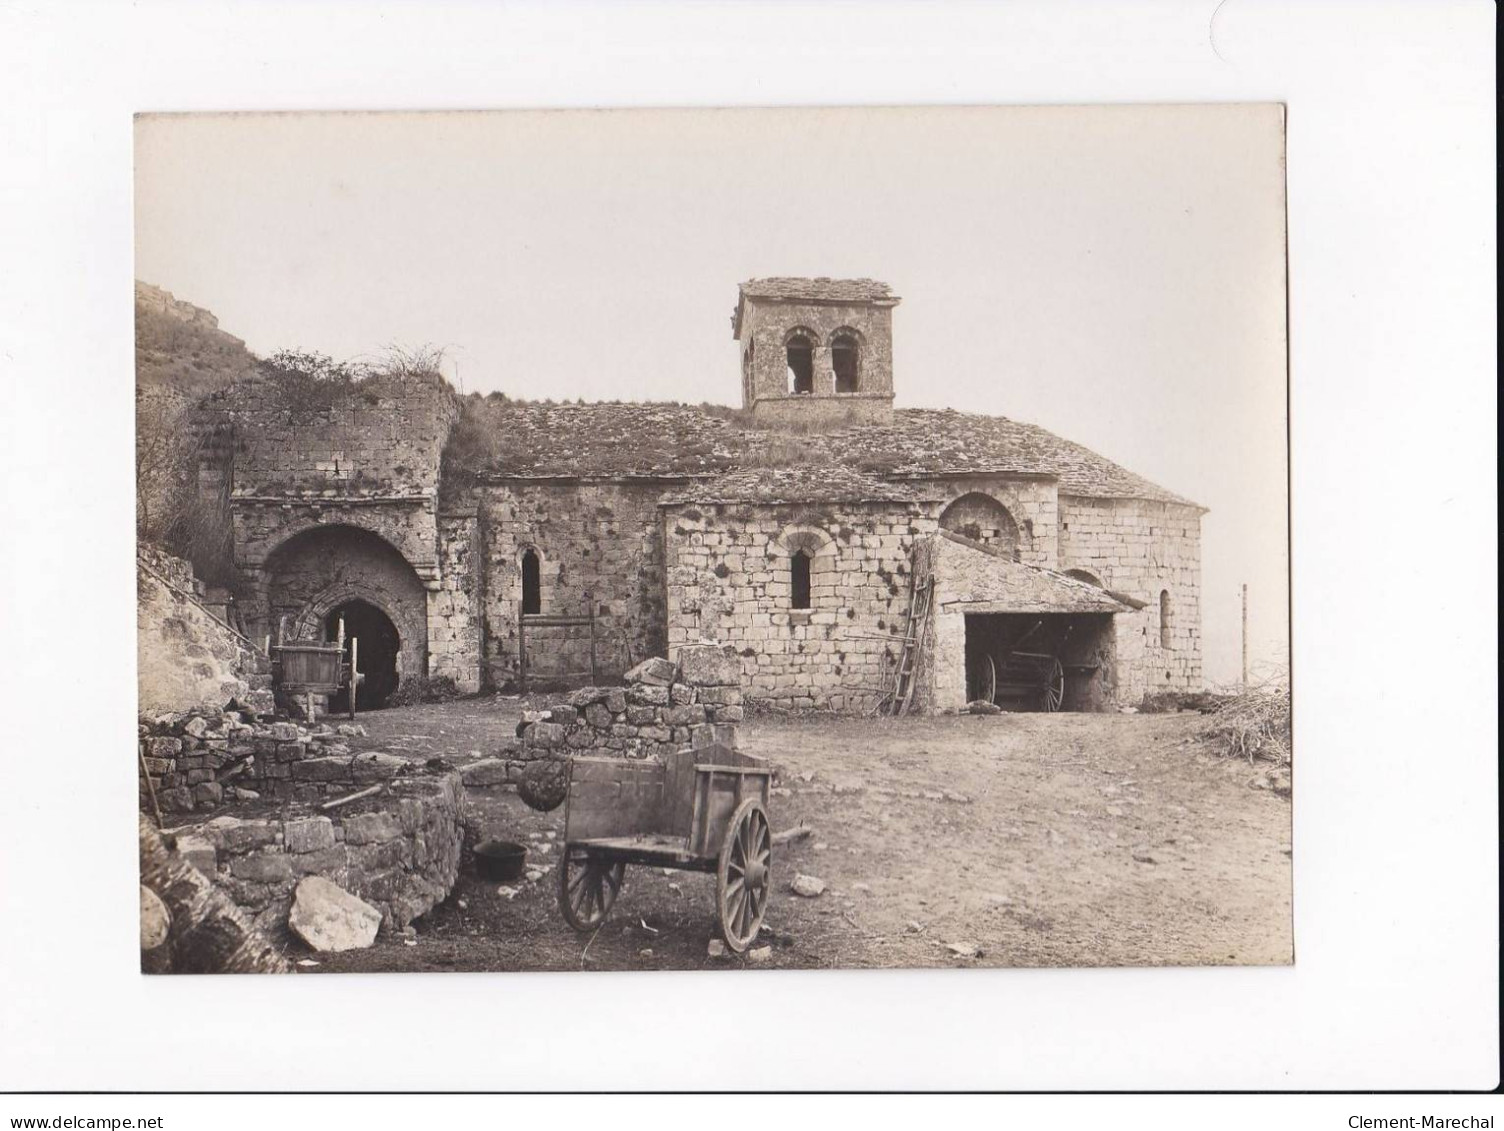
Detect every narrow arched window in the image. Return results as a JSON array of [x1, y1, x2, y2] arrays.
[[832, 333, 859, 392], [742, 339, 755, 401], [522, 550, 541, 615], [1159, 589, 1172, 650], [791, 549, 812, 609], [786, 335, 814, 394]]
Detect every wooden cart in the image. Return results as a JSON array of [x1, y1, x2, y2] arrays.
[[557, 743, 773, 953], [271, 617, 363, 722], [972, 649, 1066, 713]]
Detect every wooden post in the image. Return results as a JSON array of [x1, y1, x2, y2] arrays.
[[349, 636, 359, 721], [138, 745, 164, 828], [518, 602, 528, 695], [1241, 583, 1249, 690]]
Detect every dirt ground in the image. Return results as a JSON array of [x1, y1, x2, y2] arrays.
[[308, 698, 1292, 974]]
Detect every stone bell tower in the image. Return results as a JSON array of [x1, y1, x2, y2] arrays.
[[731, 277, 899, 427]]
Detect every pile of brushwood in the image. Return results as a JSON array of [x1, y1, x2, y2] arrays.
[[1200, 679, 1292, 766]]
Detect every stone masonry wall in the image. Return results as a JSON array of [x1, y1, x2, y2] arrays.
[[260, 523, 430, 683], [210, 371, 458, 499], [476, 481, 666, 689], [167, 771, 463, 939], [928, 476, 1059, 569], [662, 500, 938, 712], [139, 706, 379, 815], [429, 510, 484, 692], [1056, 495, 1203, 699], [462, 650, 743, 792], [742, 298, 896, 425]]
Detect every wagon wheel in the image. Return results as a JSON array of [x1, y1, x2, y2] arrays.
[[980, 653, 997, 705], [558, 845, 625, 932], [1039, 656, 1065, 713], [716, 799, 772, 953]]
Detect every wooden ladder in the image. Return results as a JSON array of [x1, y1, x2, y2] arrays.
[[883, 570, 935, 717]]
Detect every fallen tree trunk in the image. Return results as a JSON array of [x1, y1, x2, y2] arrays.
[[138, 813, 291, 975]]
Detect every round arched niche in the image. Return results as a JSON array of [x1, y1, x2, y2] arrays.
[[1064, 567, 1104, 587], [939, 492, 1022, 559], [264, 524, 429, 699]]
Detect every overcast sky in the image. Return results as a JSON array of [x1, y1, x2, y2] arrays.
[[135, 105, 1288, 685]]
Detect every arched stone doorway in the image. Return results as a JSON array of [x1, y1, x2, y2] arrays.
[[263, 524, 429, 701], [324, 599, 402, 710]]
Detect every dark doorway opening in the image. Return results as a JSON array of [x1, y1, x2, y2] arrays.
[[963, 612, 1116, 712], [325, 600, 401, 710]]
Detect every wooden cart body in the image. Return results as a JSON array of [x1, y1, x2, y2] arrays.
[[564, 744, 770, 869], [558, 743, 774, 950], [271, 641, 362, 721]]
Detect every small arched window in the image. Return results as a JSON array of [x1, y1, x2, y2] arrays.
[[522, 549, 541, 615], [790, 549, 812, 610], [1159, 589, 1172, 650], [832, 332, 860, 392], [786, 335, 814, 394]]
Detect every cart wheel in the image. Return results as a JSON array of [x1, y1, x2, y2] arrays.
[[717, 799, 772, 953], [979, 653, 997, 705], [558, 845, 625, 932], [1039, 656, 1065, 713]]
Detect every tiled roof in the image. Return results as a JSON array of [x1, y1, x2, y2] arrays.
[[459, 399, 1201, 508], [660, 464, 929, 506], [738, 277, 896, 303]]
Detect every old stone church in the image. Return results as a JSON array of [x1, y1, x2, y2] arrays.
[[198, 278, 1204, 713]]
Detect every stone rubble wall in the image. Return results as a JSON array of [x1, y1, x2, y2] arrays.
[[137, 547, 270, 718], [168, 771, 463, 938], [465, 648, 742, 790], [139, 704, 388, 815], [662, 500, 936, 712], [208, 370, 458, 500], [929, 475, 1060, 569], [475, 481, 667, 690]]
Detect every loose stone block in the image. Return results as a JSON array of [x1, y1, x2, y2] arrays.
[[524, 721, 565, 749], [230, 852, 294, 883], [628, 684, 669, 706], [291, 756, 356, 783], [461, 759, 510, 787], [350, 752, 407, 783], [624, 657, 677, 686], [288, 877, 381, 953], [174, 834, 217, 875], [284, 816, 336, 854], [676, 644, 742, 688]]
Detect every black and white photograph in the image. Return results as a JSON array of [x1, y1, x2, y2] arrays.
[[132, 105, 1292, 974], [1, 0, 1495, 1104]]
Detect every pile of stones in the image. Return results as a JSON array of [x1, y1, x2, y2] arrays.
[[139, 699, 375, 815], [461, 645, 745, 810]]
